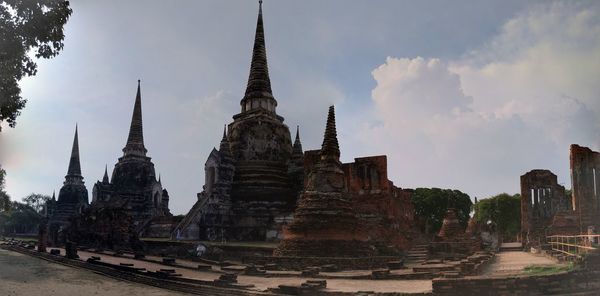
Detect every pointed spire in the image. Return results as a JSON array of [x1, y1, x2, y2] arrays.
[[123, 80, 147, 156], [295, 125, 300, 142], [219, 124, 232, 159], [102, 164, 109, 183], [158, 173, 161, 184], [52, 190, 56, 201], [241, 0, 277, 112], [65, 125, 84, 185], [320, 105, 340, 161], [292, 125, 303, 154], [67, 125, 82, 176]]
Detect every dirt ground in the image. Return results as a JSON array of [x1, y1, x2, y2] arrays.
[[0, 248, 190, 296], [482, 250, 564, 276]]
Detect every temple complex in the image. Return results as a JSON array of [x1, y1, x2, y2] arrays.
[[175, 2, 302, 241], [92, 81, 172, 232], [48, 126, 89, 244]]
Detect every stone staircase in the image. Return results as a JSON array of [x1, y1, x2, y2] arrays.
[[404, 244, 429, 264]]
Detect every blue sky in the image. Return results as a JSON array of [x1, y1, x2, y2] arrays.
[[1, 0, 599, 214]]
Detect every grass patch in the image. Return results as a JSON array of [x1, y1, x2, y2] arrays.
[[522, 262, 575, 275]]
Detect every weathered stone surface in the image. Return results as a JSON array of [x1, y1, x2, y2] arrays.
[[91, 81, 173, 237], [37, 217, 48, 253], [174, 5, 302, 242], [570, 144, 600, 231], [274, 106, 372, 258], [65, 206, 144, 252], [48, 126, 89, 246], [438, 208, 465, 241], [344, 156, 417, 252], [520, 169, 570, 246]]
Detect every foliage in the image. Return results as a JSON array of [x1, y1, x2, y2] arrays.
[[523, 263, 575, 275], [474, 193, 521, 239], [0, 0, 72, 131], [411, 187, 473, 235], [0, 201, 40, 235], [23, 193, 50, 213]]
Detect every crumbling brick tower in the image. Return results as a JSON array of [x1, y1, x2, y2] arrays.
[[570, 144, 600, 233], [274, 106, 372, 257], [520, 169, 567, 245]]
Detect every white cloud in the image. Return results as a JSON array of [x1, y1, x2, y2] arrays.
[[365, 1, 600, 198]]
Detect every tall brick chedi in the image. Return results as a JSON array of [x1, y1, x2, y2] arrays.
[[274, 106, 372, 257], [92, 81, 171, 230], [175, 1, 302, 241], [48, 125, 89, 244]]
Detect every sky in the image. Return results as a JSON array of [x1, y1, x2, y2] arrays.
[[1, 0, 599, 215]]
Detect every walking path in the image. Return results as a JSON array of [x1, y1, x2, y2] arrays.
[[482, 251, 563, 276], [0, 248, 189, 296], [72, 249, 432, 293]]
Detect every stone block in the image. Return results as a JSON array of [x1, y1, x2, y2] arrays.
[[387, 260, 404, 270], [371, 269, 391, 279], [321, 264, 339, 272], [215, 273, 237, 284], [162, 257, 176, 265]]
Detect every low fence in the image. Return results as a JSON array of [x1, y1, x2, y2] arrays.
[[546, 234, 599, 258]]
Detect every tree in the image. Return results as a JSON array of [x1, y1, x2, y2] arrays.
[[411, 188, 473, 235], [23, 193, 50, 214], [0, 0, 72, 131], [473, 193, 521, 240], [0, 201, 40, 235]]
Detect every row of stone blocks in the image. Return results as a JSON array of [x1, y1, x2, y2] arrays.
[[270, 279, 327, 295], [3, 243, 266, 296]]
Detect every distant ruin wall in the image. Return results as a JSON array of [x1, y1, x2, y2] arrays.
[[571, 144, 600, 231], [520, 169, 567, 243]]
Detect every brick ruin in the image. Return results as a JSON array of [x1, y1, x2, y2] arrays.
[[428, 208, 481, 255], [274, 106, 372, 257], [46, 81, 176, 248], [437, 208, 465, 241], [92, 81, 173, 235], [570, 144, 600, 232], [66, 206, 144, 252], [343, 156, 417, 252], [519, 145, 600, 243], [520, 169, 570, 244], [274, 106, 418, 257], [174, 2, 305, 242], [48, 126, 89, 245], [175, 4, 421, 249]]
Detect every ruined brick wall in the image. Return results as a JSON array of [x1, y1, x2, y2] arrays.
[[571, 144, 600, 232], [520, 169, 567, 242], [296, 153, 417, 252], [344, 156, 416, 251]]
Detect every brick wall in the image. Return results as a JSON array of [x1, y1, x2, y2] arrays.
[[433, 270, 600, 295]]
